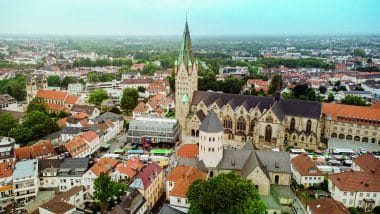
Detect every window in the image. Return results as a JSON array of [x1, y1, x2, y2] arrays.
[[342, 199, 346, 204], [359, 193, 363, 197], [237, 116, 246, 131], [177, 198, 181, 203], [249, 120, 255, 133], [223, 116, 232, 129], [290, 118, 295, 132], [350, 192, 354, 196], [306, 120, 312, 134], [275, 175, 279, 184], [343, 192, 347, 196], [265, 125, 272, 142]]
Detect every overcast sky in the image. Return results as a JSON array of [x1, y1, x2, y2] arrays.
[[0, 0, 379, 36]]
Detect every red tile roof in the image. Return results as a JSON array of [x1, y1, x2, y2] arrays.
[[47, 103, 66, 111], [0, 162, 13, 179], [37, 90, 68, 101], [167, 166, 207, 198], [66, 95, 79, 104], [133, 102, 149, 113], [81, 130, 98, 143], [322, 103, 380, 126], [135, 162, 162, 190], [329, 171, 380, 192], [64, 137, 88, 157], [291, 154, 324, 176], [90, 158, 119, 177], [176, 144, 199, 159], [308, 198, 349, 214], [116, 158, 144, 179], [15, 141, 56, 160], [57, 117, 67, 127], [353, 153, 380, 173]]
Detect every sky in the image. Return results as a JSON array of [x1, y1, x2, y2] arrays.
[[0, 0, 379, 36]]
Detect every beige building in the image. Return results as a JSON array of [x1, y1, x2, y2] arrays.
[[322, 103, 380, 144], [129, 162, 163, 210]]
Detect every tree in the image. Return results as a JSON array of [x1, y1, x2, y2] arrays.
[[120, 88, 138, 112], [341, 95, 367, 106], [353, 49, 366, 58], [268, 75, 283, 95], [137, 86, 146, 93], [318, 86, 327, 94], [23, 111, 59, 139], [88, 72, 100, 83], [188, 173, 266, 214], [93, 172, 128, 213], [306, 88, 317, 101], [88, 89, 108, 106], [327, 93, 335, 102], [61, 76, 77, 88], [9, 127, 33, 145], [0, 113, 18, 136], [47, 75, 61, 87], [27, 98, 49, 115], [109, 107, 121, 114]]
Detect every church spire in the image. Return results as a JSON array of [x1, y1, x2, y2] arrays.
[[177, 17, 195, 67]]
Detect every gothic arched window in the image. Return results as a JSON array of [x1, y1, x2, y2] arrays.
[[237, 116, 246, 131], [265, 125, 272, 142], [223, 116, 232, 129], [249, 120, 256, 133], [290, 118, 295, 132], [306, 120, 312, 134]]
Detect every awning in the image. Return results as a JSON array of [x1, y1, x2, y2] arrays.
[[102, 143, 110, 149], [113, 148, 124, 153]]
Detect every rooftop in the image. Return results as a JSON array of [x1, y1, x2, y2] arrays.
[[13, 159, 37, 179]]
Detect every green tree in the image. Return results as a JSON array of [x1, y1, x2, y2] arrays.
[[0, 113, 18, 136], [9, 127, 33, 145], [120, 88, 139, 112], [188, 173, 266, 214], [47, 75, 62, 87], [268, 75, 283, 95], [88, 89, 108, 106], [341, 95, 367, 106], [88, 72, 100, 83], [27, 98, 49, 115], [306, 88, 317, 101], [61, 76, 77, 88], [137, 86, 146, 93], [109, 107, 121, 114], [23, 111, 59, 139], [318, 86, 327, 94], [353, 49, 366, 58], [93, 172, 128, 213], [327, 93, 335, 102]]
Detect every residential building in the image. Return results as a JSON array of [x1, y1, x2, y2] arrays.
[[343, 90, 373, 100], [0, 137, 16, 163], [94, 112, 124, 134], [67, 83, 84, 95], [127, 117, 180, 144], [39, 200, 76, 214], [291, 154, 325, 188], [328, 153, 380, 212], [70, 104, 100, 120], [111, 158, 144, 182], [111, 189, 148, 214], [322, 103, 380, 144], [15, 140, 56, 161], [64, 136, 90, 158], [219, 66, 248, 75], [121, 72, 141, 80], [120, 79, 153, 90], [13, 160, 38, 212], [38, 158, 90, 192], [0, 94, 20, 112], [81, 130, 100, 155], [0, 162, 14, 213], [131, 63, 145, 71], [130, 163, 163, 210], [166, 166, 207, 213], [307, 198, 349, 214], [39, 186, 85, 212], [82, 158, 119, 194]]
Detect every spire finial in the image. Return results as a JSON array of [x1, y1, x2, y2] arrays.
[[186, 11, 188, 22]]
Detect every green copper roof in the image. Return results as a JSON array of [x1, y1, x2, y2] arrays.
[[181, 93, 189, 102], [177, 20, 195, 67]]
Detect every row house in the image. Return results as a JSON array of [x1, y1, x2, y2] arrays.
[[38, 158, 90, 192], [39, 186, 85, 213], [0, 94, 20, 112], [70, 104, 100, 120], [111, 157, 144, 182], [0, 162, 14, 213], [0, 137, 16, 163], [15, 140, 56, 161]]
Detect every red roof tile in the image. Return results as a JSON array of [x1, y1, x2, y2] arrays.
[[66, 95, 79, 105], [0, 162, 13, 179], [37, 90, 68, 101], [81, 130, 98, 143], [176, 144, 199, 159], [329, 171, 380, 192], [291, 154, 324, 176], [167, 166, 207, 198], [353, 153, 380, 173], [308, 198, 349, 214], [135, 162, 162, 190], [90, 158, 119, 177]]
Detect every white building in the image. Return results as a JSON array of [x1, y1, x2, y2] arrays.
[[68, 83, 84, 95], [218, 66, 248, 75], [328, 154, 380, 212], [291, 154, 325, 188], [0, 94, 21, 112], [13, 160, 39, 212]]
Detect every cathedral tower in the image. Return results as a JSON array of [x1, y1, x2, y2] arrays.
[[175, 19, 198, 133], [198, 111, 224, 168]]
